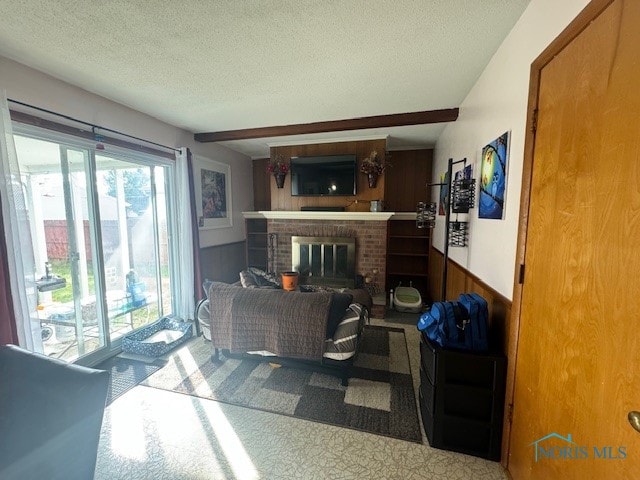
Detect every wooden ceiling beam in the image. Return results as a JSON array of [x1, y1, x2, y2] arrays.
[[194, 108, 459, 142]]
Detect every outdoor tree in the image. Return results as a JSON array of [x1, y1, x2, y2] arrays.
[[104, 168, 150, 215]]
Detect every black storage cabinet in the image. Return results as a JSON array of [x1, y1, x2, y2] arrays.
[[419, 332, 507, 460]]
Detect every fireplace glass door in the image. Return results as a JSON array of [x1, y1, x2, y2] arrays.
[[292, 236, 355, 288]]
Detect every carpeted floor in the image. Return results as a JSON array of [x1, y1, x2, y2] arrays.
[[142, 325, 422, 443], [97, 356, 166, 405]]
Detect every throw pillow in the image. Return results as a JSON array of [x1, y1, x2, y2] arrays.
[[248, 267, 282, 287], [326, 293, 353, 338], [240, 267, 282, 288], [239, 270, 260, 288]]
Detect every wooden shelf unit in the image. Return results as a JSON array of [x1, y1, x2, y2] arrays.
[[386, 219, 431, 303], [245, 218, 268, 271]]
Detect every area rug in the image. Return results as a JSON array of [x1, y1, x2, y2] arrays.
[[142, 325, 422, 443], [97, 356, 166, 405]]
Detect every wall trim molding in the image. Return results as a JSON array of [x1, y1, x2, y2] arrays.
[[243, 211, 394, 221]]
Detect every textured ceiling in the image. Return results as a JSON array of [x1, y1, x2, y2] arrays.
[[0, 0, 530, 158]]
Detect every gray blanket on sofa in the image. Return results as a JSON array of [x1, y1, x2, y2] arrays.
[[208, 282, 333, 361]]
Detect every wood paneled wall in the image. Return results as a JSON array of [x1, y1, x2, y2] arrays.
[[428, 247, 511, 354], [383, 149, 433, 212], [199, 241, 247, 286], [252, 158, 271, 211], [270, 139, 386, 212]]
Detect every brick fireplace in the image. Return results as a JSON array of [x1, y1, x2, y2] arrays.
[[267, 218, 388, 292]]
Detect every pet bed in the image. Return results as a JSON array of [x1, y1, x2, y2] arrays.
[[122, 316, 192, 357]]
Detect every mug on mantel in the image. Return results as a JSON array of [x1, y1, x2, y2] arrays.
[[370, 200, 383, 212]]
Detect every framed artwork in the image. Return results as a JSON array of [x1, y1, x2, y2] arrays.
[[438, 170, 450, 215], [193, 156, 233, 229], [454, 164, 473, 182], [479, 131, 510, 219]]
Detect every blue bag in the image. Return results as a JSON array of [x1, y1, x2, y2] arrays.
[[417, 300, 473, 350], [417, 293, 489, 352], [457, 293, 489, 352]]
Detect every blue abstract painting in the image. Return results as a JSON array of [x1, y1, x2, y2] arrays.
[[479, 131, 509, 219]]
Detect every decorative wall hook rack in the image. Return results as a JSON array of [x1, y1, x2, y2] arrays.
[[448, 221, 469, 247], [427, 157, 476, 300], [451, 177, 476, 213], [416, 201, 436, 229]]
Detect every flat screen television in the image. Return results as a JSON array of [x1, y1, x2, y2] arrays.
[[290, 154, 357, 196]]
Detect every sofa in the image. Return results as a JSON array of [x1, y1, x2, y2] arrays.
[[196, 278, 372, 385], [0, 344, 110, 480]]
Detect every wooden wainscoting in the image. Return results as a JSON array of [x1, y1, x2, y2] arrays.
[[427, 247, 511, 355], [199, 241, 247, 287], [429, 246, 513, 469]]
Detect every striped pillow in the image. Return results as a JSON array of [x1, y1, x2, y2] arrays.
[[323, 304, 367, 361]]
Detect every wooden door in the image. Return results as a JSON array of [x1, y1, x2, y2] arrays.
[[508, 1, 640, 478]]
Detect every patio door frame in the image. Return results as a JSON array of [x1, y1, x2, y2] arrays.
[[59, 144, 109, 360], [13, 122, 178, 366]]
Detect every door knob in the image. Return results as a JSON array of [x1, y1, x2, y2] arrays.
[[628, 411, 640, 433]]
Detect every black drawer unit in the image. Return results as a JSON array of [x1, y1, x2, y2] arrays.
[[419, 332, 507, 461]]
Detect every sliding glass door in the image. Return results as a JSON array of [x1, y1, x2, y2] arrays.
[[93, 155, 173, 343], [15, 136, 105, 359], [13, 127, 175, 364]]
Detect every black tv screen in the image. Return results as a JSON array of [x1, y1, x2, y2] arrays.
[[290, 155, 357, 196]]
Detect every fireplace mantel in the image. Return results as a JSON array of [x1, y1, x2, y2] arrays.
[[243, 211, 395, 221]]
